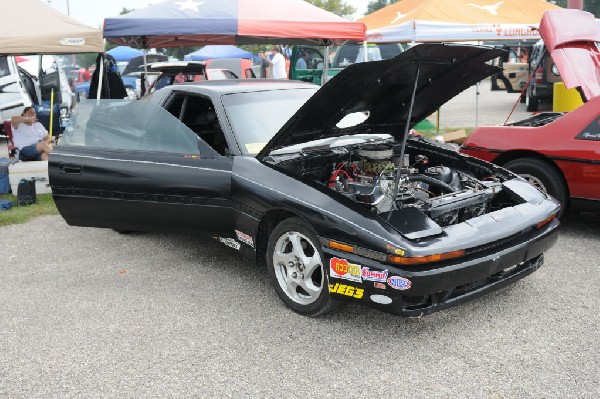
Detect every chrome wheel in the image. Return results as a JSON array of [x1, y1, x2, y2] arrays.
[[519, 173, 547, 192], [272, 231, 324, 306]]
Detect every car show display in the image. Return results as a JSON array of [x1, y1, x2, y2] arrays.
[[49, 44, 559, 317], [462, 9, 600, 214]]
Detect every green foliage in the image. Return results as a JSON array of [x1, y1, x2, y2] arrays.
[[0, 194, 58, 227], [305, 0, 356, 18], [367, 0, 400, 14]]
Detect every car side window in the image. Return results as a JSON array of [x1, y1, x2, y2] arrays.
[[61, 99, 218, 157], [166, 93, 230, 156]]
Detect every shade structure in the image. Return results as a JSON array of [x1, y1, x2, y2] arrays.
[[104, 0, 366, 48], [0, 0, 103, 54], [106, 46, 145, 61], [360, 0, 561, 43], [184, 45, 253, 61]]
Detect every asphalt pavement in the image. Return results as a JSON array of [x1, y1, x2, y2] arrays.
[[0, 212, 598, 398]]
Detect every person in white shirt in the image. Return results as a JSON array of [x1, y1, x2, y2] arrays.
[[270, 46, 287, 79], [11, 106, 52, 161]]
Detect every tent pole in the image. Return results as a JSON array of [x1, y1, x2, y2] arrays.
[[476, 81, 480, 126], [322, 44, 330, 84], [97, 54, 104, 105]]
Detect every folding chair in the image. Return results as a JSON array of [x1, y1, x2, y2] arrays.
[[3, 121, 18, 160], [3, 121, 37, 161]]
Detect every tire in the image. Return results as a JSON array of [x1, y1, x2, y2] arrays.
[[526, 90, 539, 111], [504, 157, 567, 216], [266, 217, 339, 316], [519, 92, 526, 103]]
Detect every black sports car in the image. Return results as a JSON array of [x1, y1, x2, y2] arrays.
[[50, 44, 560, 316]]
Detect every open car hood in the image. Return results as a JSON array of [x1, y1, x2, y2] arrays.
[[122, 54, 168, 76], [147, 61, 207, 75], [539, 9, 600, 101], [258, 43, 503, 158]]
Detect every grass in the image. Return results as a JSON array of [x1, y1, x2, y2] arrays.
[[0, 193, 59, 226]]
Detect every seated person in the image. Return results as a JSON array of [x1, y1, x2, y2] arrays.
[[296, 51, 309, 70], [11, 106, 53, 161]]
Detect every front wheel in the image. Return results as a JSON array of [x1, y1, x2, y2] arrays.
[[504, 157, 567, 216], [266, 217, 338, 316]]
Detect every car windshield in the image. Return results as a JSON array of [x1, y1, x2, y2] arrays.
[[221, 87, 318, 155], [60, 99, 204, 155]]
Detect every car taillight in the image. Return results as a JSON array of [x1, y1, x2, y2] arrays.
[[534, 67, 544, 83]]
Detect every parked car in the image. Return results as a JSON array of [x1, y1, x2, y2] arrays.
[[524, 40, 560, 111], [488, 41, 534, 100], [145, 61, 238, 95], [461, 9, 599, 215], [50, 44, 559, 317], [75, 54, 168, 101], [0, 55, 72, 131], [289, 43, 405, 84]]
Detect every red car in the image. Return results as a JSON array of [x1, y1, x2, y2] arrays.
[[461, 9, 600, 215]]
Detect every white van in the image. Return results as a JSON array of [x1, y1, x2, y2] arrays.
[[0, 55, 73, 132]]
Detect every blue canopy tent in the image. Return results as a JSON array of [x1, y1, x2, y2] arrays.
[[106, 46, 144, 61], [184, 45, 253, 61]]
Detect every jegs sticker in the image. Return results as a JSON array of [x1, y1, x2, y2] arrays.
[[329, 283, 364, 299], [387, 276, 412, 290], [235, 230, 254, 248], [329, 257, 362, 283]]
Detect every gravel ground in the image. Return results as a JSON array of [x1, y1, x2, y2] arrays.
[[0, 213, 598, 398]]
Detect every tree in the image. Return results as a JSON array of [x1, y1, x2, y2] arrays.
[[305, 0, 356, 18], [367, 0, 400, 14]]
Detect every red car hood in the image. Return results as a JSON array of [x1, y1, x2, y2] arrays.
[[540, 9, 600, 101]]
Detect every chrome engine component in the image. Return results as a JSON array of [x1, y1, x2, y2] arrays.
[[326, 142, 503, 227]]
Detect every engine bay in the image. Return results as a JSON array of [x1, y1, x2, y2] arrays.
[[270, 138, 522, 228]]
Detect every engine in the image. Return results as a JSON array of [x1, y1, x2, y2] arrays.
[[326, 143, 503, 227]]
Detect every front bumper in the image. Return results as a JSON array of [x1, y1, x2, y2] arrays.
[[324, 219, 559, 317]]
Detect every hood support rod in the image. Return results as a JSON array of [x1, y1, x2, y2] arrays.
[[391, 62, 421, 208]]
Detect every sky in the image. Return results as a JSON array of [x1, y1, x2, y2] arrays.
[[46, 0, 370, 28]]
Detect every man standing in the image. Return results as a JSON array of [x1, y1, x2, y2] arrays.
[[270, 46, 287, 79], [258, 51, 271, 78]]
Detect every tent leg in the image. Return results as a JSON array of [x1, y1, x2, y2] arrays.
[[96, 54, 104, 104], [323, 45, 330, 85], [475, 80, 480, 126]]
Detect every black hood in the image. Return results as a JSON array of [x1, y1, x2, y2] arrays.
[[258, 43, 504, 158], [122, 54, 168, 76]]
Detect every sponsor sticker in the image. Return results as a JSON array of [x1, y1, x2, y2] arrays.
[[329, 283, 364, 299], [235, 230, 254, 248], [373, 282, 386, 290], [329, 257, 362, 283], [218, 237, 241, 251], [361, 267, 388, 282], [387, 276, 412, 290]]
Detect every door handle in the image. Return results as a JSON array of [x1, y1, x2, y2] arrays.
[[59, 163, 83, 174]]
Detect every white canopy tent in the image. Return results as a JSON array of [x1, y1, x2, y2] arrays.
[[0, 0, 103, 55]]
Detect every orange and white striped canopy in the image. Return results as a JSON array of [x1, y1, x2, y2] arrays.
[[360, 0, 561, 43]]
